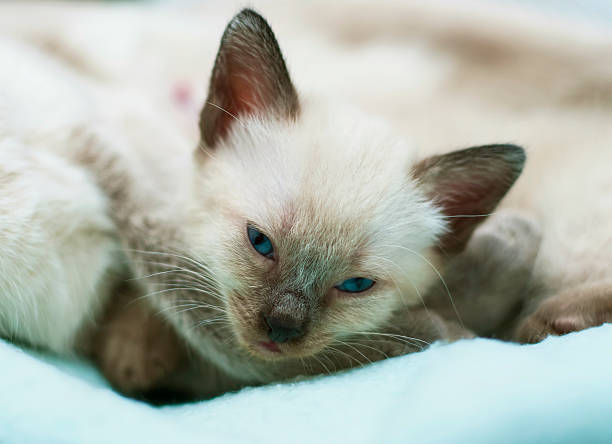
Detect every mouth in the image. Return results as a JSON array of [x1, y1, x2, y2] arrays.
[[258, 340, 282, 354], [242, 334, 326, 361], [241, 337, 286, 360], [234, 322, 328, 360]]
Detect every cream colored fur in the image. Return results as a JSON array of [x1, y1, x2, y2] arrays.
[[1, 0, 612, 395], [0, 40, 122, 353], [0, 34, 196, 355], [0, 140, 120, 353]]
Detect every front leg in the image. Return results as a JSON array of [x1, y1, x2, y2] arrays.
[[425, 210, 542, 337], [515, 282, 612, 343], [89, 283, 187, 397]]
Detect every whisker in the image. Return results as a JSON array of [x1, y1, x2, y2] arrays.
[[333, 339, 373, 365], [206, 101, 245, 128], [196, 138, 220, 161], [128, 249, 218, 277], [299, 357, 310, 375], [148, 279, 218, 292], [165, 297, 226, 308], [150, 281, 222, 299], [346, 331, 430, 348], [133, 259, 217, 285], [325, 345, 364, 368], [443, 212, 496, 218], [185, 318, 233, 336], [156, 302, 228, 317], [310, 355, 332, 376], [354, 336, 424, 351], [127, 249, 219, 288], [368, 254, 445, 339], [133, 287, 223, 306], [317, 352, 339, 374], [128, 268, 190, 282], [380, 244, 465, 329], [129, 263, 217, 290], [130, 261, 224, 303], [339, 340, 390, 360]]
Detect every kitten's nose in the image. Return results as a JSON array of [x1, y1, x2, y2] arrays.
[[263, 293, 307, 343], [263, 314, 304, 343]]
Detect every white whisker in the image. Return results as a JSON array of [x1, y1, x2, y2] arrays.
[[368, 254, 445, 339], [333, 339, 373, 365], [325, 345, 364, 367], [380, 244, 465, 329]]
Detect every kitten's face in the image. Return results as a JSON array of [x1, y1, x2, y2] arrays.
[[183, 9, 524, 361], [193, 109, 444, 360]]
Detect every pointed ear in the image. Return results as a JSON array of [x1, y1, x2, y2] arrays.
[[412, 144, 526, 253], [199, 9, 299, 148]]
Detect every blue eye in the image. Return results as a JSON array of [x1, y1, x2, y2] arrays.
[[247, 225, 274, 258], [336, 277, 375, 293]]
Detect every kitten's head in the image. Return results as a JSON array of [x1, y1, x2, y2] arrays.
[[187, 9, 524, 361]]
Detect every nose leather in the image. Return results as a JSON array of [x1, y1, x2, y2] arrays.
[[263, 292, 307, 343], [264, 315, 303, 343]]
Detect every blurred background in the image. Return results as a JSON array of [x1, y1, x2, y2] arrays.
[[47, 0, 612, 24], [1, 0, 611, 168]]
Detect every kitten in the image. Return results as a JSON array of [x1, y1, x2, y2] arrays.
[[84, 10, 526, 397], [0, 8, 557, 399]]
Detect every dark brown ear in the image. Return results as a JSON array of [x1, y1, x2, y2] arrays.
[[412, 144, 526, 253], [199, 9, 299, 148]]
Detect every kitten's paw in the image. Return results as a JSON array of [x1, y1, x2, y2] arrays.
[[471, 209, 542, 267], [426, 210, 542, 335], [96, 319, 183, 395], [93, 291, 185, 396], [515, 283, 612, 343]]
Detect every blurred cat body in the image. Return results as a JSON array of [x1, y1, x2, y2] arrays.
[[0, 37, 196, 356]]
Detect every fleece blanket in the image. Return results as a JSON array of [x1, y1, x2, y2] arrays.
[[2, 325, 612, 444]]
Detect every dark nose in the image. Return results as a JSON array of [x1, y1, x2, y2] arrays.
[[263, 292, 307, 343], [264, 314, 304, 343]]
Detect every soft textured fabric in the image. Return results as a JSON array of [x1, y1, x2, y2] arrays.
[[1, 325, 611, 444]]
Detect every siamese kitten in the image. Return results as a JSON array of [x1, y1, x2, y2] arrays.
[[85, 10, 526, 396], [2, 8, 593, 399]]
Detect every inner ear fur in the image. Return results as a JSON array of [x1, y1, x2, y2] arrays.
[[412, 144, 526, 253], [199, 8, 299, 148]]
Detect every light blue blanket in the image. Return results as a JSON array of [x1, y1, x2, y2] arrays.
[[2, 325, 611, 444]]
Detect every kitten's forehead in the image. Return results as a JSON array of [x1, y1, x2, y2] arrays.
[[225, 105, 410, 209], [212, 101, 444, 265]]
